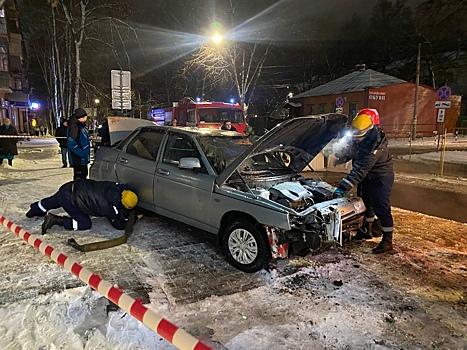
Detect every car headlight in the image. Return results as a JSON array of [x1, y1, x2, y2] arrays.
[[352, 199, 366, 214]]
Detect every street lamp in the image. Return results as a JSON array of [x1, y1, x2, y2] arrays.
[[91, 98, 100, 135], [212, 33, 223, 43]]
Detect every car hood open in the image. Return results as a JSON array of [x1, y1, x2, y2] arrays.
[[215, 113, 348, 186]]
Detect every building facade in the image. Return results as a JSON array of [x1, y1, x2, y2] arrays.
[[0, 0, 29, 134], [290, 68, 460, 137]]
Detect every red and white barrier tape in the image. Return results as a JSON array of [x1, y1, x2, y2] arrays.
[[0, 216, 211, 350]]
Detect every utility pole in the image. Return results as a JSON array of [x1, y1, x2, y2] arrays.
[[412, 43, 421, 140]]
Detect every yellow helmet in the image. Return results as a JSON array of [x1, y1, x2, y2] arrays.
[[351, 113, 374, 137], [121, 190, 138, 209]]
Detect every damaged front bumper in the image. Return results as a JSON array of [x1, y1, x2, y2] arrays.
[[265, 197, 366, 259]]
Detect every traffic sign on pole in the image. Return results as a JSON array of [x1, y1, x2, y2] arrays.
[[437, 108, 445, 123], [437, 86, 451, 100], [335, 96, 344, 108], [111, 70, 132, 111], [435, 101, 451, 108]]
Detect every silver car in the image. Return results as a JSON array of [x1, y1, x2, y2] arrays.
[[90, 114, 365, 272]]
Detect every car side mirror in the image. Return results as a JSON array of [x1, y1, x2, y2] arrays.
[[179, 157, 201, 170]]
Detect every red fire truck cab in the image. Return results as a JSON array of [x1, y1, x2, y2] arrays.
[[148, 97, 247, 133]]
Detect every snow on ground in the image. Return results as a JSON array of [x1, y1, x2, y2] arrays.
[[0, 138, 466, 350]]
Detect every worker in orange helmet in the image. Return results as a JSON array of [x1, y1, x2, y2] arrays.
[[356, 108, 380, 125], [333, 109, 394, 254]]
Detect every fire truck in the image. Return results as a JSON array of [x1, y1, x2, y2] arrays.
[[147, 97, 247, 133]]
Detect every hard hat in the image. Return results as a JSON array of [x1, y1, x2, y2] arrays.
[[351, 113, 374, 137], [357, 108, 380, 125], [121, 190, 138, 209]]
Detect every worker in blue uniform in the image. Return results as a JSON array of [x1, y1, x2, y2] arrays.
[[26, 178, 138, 235], [334, 111, 394, 254]]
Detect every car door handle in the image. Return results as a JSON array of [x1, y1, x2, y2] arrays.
[[157, 168, 170, 176], [118, 157, 128, 164]]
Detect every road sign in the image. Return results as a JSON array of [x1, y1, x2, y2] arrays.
[[112, 99, 132, 110], [437, 108, 445, 123], [111, 70, 132, 110], [335, 97, 344, 108], [335, 107, 343, 113], [111, 70, 131, 90], [435, 101, 451, 108], [437, 86, 451, 100]]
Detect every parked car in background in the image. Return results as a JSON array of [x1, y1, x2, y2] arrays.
[[90, 114, 365, 272]]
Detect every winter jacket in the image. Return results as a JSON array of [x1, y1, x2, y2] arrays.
[[97, 119, 111, 146], [55, 121, 68, 148], [71, 178, 130, 230], [67, 116, 90, 166], [0, 124, 19, 156], [338, 127, 393, 191]]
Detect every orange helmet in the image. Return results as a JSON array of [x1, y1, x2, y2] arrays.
[[356, 108, 380, 125], [351, 113, 374, 137]]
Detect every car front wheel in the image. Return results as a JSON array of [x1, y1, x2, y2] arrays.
[[222, 220, 269, 273]]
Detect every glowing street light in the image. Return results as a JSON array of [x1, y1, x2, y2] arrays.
[[94, 98, 100, 105], [212, 33, 223, 43]]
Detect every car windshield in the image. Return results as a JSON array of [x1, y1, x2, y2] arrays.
[[198, 108, 245, 124], [196, 135, 252, 174]]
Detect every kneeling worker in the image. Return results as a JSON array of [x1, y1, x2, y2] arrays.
[[26, 178, 138, 234]]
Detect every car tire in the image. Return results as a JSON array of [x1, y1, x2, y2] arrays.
[[222, 220, 269, 273]]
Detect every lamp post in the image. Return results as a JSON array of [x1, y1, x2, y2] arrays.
[[91, 98, 100, 136]]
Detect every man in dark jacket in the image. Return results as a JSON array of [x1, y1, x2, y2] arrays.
[[97, 118, 111, 147], [26, 178, 139, 234], [67, 107, 90, 179], [220, 120, 237, 131], [0, 118, 19, 166], [334, 112, 394, 254], [55, 119, 68, 168]]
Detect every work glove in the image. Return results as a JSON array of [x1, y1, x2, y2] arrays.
[[333, 187, 347, 198]]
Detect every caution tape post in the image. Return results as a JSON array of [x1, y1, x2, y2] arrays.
[[0, 216, 211, 350]]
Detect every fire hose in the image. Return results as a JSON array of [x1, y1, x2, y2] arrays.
[[68, 210, 137, 252]]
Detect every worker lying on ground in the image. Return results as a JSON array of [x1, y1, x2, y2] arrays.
[[26, 178, 139, 235]]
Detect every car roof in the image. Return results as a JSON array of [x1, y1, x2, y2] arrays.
[[137, 125, 247, 138]]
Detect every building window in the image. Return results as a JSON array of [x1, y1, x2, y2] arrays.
[[318, 103, 326, 113], [0, 38, 8, 72], [307, 104, 314, 115], [349, 102, 358, 120]]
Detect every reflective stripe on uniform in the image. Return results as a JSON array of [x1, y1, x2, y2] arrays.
[[38, 201, 47, 212]]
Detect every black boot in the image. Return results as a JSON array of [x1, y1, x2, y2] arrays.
[[372, 230, 393, 254], [8, 159, 12, 166], [371, 218, 383, 237], [42, 213, 64, 234], [352, 221, 373, 241]]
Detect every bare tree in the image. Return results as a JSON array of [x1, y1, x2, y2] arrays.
[[181, 36, 270, 114], [22, 0, 136, 127]]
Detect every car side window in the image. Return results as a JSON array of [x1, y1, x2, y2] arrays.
[[126, 130, 164, 160], [162, 134, 206, 172]]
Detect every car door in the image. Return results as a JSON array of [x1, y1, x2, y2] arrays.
[[115, 129, 164, 209], [154, 131, 215, 231]]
